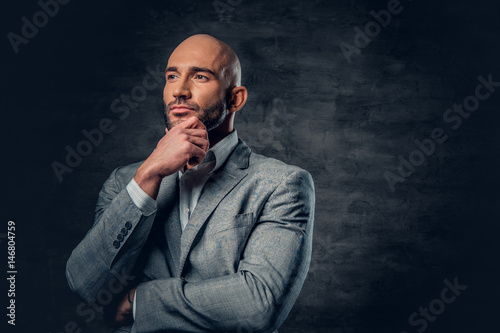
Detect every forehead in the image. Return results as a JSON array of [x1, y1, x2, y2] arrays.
[[167, 41, 227, 73]]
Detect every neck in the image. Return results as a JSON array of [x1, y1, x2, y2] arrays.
[[208, 115, 234, 147], [208, 128, 232, 148]]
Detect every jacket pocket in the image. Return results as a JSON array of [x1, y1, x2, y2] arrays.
[[209, 212, 254, 234]]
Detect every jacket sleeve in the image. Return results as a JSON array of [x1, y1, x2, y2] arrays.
[[132, 169, 315, 333], [66, 166, 158, 304]]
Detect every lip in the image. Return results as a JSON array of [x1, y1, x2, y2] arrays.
[[171, 105, 194, 112]]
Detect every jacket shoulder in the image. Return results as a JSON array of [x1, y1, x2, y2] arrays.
[[247, 151, 313, 183], [106, 160, 144, 190]]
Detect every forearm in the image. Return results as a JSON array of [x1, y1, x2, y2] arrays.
[[134, 265, 308, 333], [134, 222, 312, 332], [66, 173, 157, 303], [135, 273, 267, 332]]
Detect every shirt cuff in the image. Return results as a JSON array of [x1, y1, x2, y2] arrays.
[[132, 290, 136, 319], [126, 178, 157, 216]]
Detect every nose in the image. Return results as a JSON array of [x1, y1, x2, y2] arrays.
[[172, 77, 191, 99]]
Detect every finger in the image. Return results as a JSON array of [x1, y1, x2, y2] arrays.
[[191, 144, 207, 160], [179, 116, 206, 130], [176, 116, 197, 128], [182, 129, 209, 151], [183, 128, 209, 139], [190, 117, 206, 130], [186, 135, 209, 151], [186, 146, 207, 169]]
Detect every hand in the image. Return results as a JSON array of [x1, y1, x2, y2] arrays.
[[106, 288, 136, 327], [135, 116, 209, 198], [141, 116, 209, 176]]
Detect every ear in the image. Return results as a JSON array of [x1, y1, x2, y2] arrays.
[[228, 86, 247, 113]]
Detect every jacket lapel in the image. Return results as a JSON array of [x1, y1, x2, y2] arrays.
[[177, 140, 251, 277], [156, 173, 182, 275]]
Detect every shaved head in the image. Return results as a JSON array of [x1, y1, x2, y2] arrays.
[[169, 34, 242, 88]]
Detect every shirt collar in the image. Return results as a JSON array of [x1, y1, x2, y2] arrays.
[[207, 129, 239, 173]]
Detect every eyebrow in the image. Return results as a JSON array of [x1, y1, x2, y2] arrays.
[[165, 66, 217, 77]]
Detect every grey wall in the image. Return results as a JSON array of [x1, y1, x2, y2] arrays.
[[2, 0, 500, 332]]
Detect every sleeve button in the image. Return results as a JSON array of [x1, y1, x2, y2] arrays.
[[121, 228, 128, 235], [125, 221, 132, 230], [117, 234, 124, 241], [113, 240, 120, 249]]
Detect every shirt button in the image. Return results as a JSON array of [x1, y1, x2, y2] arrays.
[[183, 208, 189, 214]]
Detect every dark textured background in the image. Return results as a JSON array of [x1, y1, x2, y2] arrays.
[[2, 0, 500, 332]]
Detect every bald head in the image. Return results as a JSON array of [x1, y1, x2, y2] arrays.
[[169, 34, 242, 88]]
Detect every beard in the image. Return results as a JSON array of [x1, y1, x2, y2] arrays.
[[163, 95, 229, 131]]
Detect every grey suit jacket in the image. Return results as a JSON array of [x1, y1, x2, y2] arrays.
[[66, 139, 315, 333]]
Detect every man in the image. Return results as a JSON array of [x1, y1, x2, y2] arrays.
[[66, 34, 315, 333]]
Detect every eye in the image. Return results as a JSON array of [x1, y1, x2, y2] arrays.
[[195, 74, 208, 80], [167, 74, 177, 80]]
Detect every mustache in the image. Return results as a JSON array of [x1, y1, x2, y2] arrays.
[[165, 98, 200, 112]]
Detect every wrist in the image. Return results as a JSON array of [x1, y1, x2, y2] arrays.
[[135, 165, 162, 185], [134, 165, 163, 200]]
